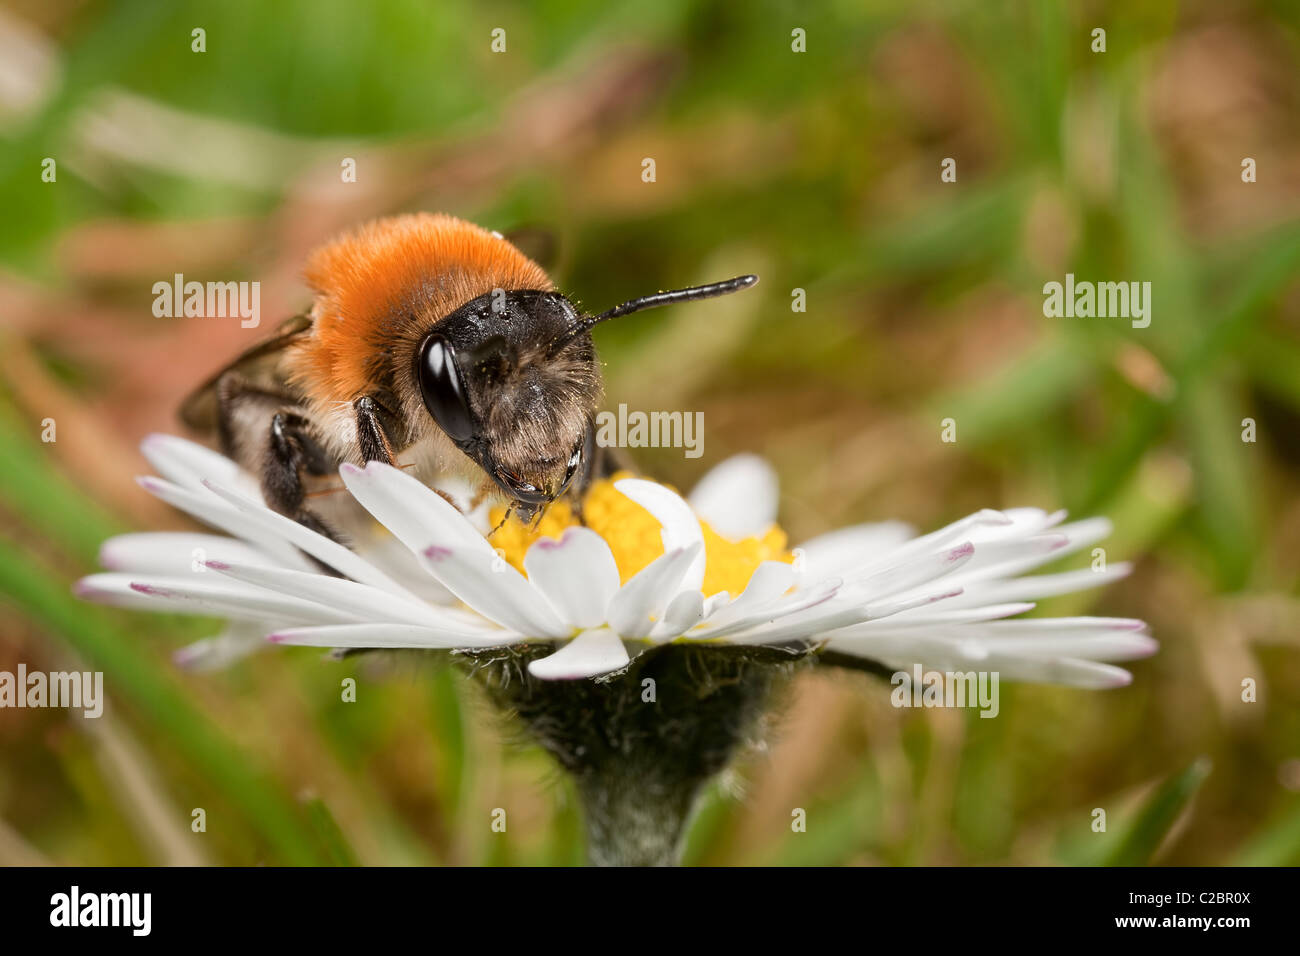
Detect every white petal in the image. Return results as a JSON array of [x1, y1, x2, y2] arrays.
[[75, 573, 356, 624], [859, 586, 965, 622], [970, 632, 1157, 661], [269, 623, 518, 649], [140, 433, 257, 495], [524, 527, 621, 630], [607, 544, 702, 639], [842, 602, 1036, 630], [653, 589, 706, 640], [831, 616, 1147, 644], [1055, 514, 1109, 537], [1052, 517, 1114, 555], [136, 476, 306, 567], [341, 462, 568, 638], [698, 560, 796, 630], [969, 507, 1065, 543], [986, 657, 1135, 688], [204, 560, 483, 630], [350, 530, 458, 605], [940, 563, 1132, 608], [824, 641, 1137, 688], [724, 579, 962, 647], [695, 576, 845, 642], [927, 535, 1067, 590], [173, 620, 272, 671], [528, 628, 630, 680], [855, 510, 1010, 573], [687, 453, 779, 540], [614, 478, 706, 594], [703, 591, 731, 617], [417, 543, 570, 638], [952, 520, 1113, 586], [848, 541, 975, 603], [795, 521, 915, 579], [823, 621, 1154, 680], [99, 532, 276, 574], [200, 478, 423, 601], [340, 461, 486, 552], [946, 615, 1147, 635]]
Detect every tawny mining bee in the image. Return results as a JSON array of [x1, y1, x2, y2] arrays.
[[180, 212, 757, 538]]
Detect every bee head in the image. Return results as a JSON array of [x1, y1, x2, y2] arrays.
[[411, 274, 758, 518], [413, 289, 600, 516]]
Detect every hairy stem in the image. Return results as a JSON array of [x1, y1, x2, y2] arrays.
[[466, 643, 798, 866]]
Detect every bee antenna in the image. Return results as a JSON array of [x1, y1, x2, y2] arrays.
[[556, 274, 758, 347]]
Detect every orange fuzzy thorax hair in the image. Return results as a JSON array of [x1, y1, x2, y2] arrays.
[[287, 213, 552, 405]]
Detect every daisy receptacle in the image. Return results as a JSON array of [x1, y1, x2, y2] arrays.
[[78, 436, 1155, 865]]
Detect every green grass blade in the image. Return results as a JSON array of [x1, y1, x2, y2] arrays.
[[0, 536, 327, 864], [1102, 758, 1211, 866], [301, 793, 360, 867], [1233, 800, 1300, 866]]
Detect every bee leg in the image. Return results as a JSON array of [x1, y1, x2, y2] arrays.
[[357, 395, 473, 516], [213, 371, 297, 462], [430, 487, 468, 512], [262, 411, 346, 545], [354, 395, 396, 465]]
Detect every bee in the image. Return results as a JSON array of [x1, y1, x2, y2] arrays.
[[180, 212, 757, 540]]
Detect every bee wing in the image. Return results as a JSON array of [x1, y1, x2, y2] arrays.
[[178, 313, 313, 433]]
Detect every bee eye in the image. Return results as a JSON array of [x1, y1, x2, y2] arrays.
[[416, 334, 475, 444]]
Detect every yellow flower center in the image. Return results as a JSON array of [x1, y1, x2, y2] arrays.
[[489, 472, 792, 597]]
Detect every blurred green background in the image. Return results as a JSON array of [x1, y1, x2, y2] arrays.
[[1, 0, 1299, 866]]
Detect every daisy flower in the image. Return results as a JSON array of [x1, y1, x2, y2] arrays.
[[76, 434, 1153, 865], [76, 434, 1154, 687]]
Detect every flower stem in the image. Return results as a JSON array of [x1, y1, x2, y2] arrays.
[[573, 762, 701, 866], [467, 643, 793, 866]]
